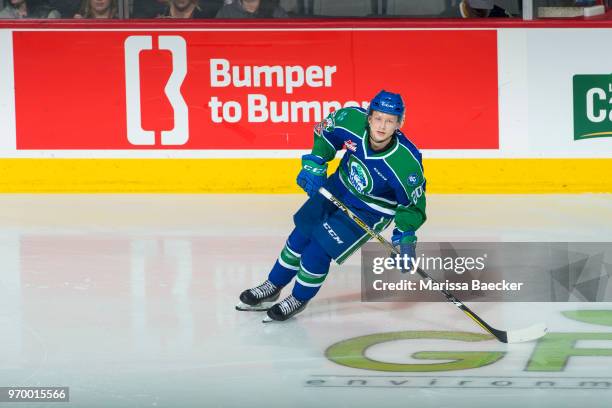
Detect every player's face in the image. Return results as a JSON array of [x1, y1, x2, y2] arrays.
[[368, 111, 400, 144]]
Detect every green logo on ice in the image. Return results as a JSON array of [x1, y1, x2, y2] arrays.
[[573, 74, 612, 140], [326, 310, 612, 373]]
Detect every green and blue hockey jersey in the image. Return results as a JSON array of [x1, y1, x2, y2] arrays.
[[311, 106, 426, 236]]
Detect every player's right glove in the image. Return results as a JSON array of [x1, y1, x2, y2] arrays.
[[296, 154, 327, 197], [392, 228, 417, 274]]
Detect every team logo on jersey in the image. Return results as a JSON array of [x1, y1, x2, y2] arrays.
[[343, 140, 357, 152], [408, 173, 419, 186], [347, 156, 373, 194], [323, 117, 334, 131], [314, 117, 334, 136]]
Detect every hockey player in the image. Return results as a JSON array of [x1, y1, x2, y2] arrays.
[[236, 90, 427, 322]]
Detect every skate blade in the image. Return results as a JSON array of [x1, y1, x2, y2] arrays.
[[262, 315, 275, 323], [235, 301, 274, 312]]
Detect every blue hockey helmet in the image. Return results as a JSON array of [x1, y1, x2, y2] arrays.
[[368, 90, 405, 118]]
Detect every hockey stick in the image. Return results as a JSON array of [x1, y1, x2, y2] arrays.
[[319, 187, 547, 344]]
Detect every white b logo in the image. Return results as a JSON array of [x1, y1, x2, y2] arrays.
[[124, 35, 189, 145]]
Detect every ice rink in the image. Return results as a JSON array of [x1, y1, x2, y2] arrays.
[[0, 194, 611, 408]]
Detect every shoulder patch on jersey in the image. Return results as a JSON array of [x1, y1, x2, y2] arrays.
[[343, 139, 357, 152], [323, 116, 334, 131], [315, 115, 335, 135], [407, 173, 420, 186]]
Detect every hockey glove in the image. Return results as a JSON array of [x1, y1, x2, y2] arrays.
[[296, 154, 327, 197], [391, 228, 417, 274]]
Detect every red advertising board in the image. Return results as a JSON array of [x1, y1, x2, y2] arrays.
[[12, 29, 498, 150]]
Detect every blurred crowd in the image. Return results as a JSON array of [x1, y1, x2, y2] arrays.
[[0, 0, 286, 18], [0, 0, 595, 20]]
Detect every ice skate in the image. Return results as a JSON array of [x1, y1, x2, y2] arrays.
[[262, 295, 308, 322], [235, 280, 281, 311]]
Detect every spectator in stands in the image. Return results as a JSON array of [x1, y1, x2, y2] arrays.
[[0, 0, 61, 17], [74, 0, 117, 17], [158, 0, 219, 18], [50, 0, 79, 18], [132, 0, 165, 18], [216, 0, 288, 18], [459, 0, 511, 17]]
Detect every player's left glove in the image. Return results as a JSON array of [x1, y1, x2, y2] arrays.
[[392, 228, 417, 274], [296, 154, 328, 197]]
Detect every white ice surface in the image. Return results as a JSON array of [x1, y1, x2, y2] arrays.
[[0, 194, 611, 408]]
